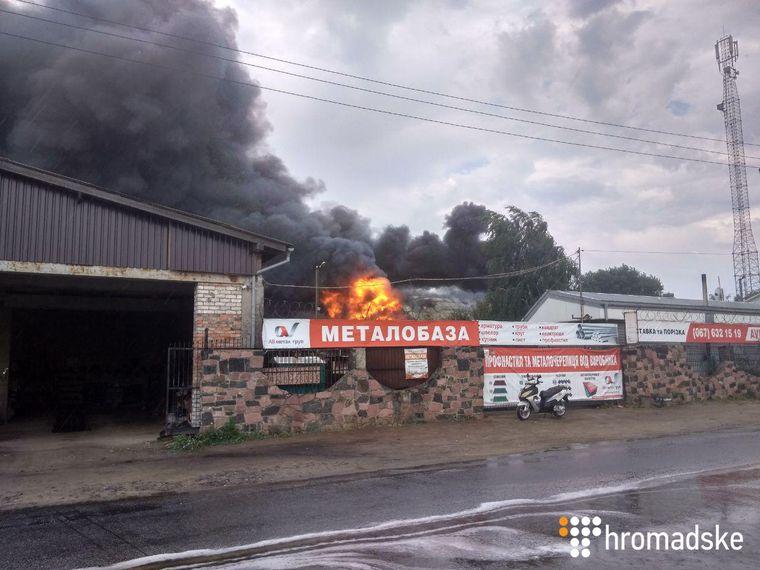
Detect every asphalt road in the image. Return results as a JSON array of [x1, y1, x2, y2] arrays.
[[2, 427, 760, 569]]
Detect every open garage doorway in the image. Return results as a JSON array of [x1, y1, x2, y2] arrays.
[[0, 273, 193, 434]]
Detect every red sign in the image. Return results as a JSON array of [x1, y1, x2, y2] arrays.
[[637, 320, 760, 344], [484, 347, 621, 374], [686, 323, 760, 343], [484, 347, 623, 406], [309, 319, 479, 348]]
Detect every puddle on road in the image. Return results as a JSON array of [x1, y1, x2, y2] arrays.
[[105, 466, 760, 569]]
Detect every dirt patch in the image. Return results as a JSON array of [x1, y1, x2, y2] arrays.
[[2, 401, 760, 511]]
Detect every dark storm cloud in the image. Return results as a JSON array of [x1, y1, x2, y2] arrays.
[[567, 0, 622, 19], [496, 12, 558, 100], [320, 0, 411, 68], [577, 9, 651, 59], [529, 180, 609, 205]]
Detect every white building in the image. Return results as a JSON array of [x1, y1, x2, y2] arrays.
[[524, 290, 760, 325]]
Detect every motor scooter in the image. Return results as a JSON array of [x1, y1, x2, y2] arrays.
[[516, 374, 571, 420]]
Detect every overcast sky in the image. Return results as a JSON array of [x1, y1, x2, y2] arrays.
[[219, 0, 760, 298]]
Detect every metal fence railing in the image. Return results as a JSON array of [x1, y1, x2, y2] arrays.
[[262, 349, 352, 393], [685, 343, 760, 377], [165, 345, 194, 429], [165, 340, 355, 430]]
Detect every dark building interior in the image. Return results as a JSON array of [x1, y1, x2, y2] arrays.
[[0, 273, 193, 430]]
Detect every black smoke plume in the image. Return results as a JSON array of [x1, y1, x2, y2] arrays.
[[373, 202, 489, 290], [0, 0, 378, 290], [0, 1, 487, 300]]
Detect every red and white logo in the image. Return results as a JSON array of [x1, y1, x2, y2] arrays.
[[274, 323, 300, 337]]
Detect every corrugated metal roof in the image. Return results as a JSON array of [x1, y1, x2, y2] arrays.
[[524, 290, 760, 320], [0, 157, 292, 275]]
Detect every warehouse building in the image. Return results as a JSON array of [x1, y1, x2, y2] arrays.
[[0, 158, 291, 431], [525, 290, 760, 343], [525, 290, 760, 322]]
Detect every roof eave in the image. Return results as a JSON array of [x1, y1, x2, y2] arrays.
[[523, 289, 554, 320], [547, 290, 760, 316]]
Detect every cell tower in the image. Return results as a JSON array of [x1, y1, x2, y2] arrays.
[[716, 35, 760, 300]]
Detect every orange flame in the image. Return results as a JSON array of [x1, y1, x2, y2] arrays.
[[321, 275, 404, 320]]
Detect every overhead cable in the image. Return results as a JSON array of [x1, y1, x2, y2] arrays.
[[1, 7, 752, 160], [12, 0, 759, 148], [582, 249, 733, 256], [1, 31, 754, 169], [263, 258, 566, 289]]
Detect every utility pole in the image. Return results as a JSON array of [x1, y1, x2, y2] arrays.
[[577, 247, 584, 322], [314, 261, 326, 317]]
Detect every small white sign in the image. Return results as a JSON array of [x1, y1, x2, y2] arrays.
[[478, 321, 618, 346], [624, 311, 639, 344], [404, 348, 429, 380], [262, 319, 310, 348]]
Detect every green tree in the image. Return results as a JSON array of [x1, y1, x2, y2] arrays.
[[581, 264, 663, 296], [473, 207, 575, 320]]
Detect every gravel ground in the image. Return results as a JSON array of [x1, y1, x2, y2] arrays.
[[2, 399, 759, 511]]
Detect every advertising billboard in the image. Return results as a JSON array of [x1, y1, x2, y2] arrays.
[[483, 347, 623, 407]]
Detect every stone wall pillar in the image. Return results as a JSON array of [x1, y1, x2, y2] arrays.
[[352, 348, 367, 371], [240, 277, 253, 346], [253, 275, 265, 348], [192, 282, 245, 428]]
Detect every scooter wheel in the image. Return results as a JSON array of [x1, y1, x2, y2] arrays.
[[517, 404, 531, 421], [552, 402, 567, 418]]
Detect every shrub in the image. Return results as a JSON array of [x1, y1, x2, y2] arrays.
[[167, 418, 247, 451]]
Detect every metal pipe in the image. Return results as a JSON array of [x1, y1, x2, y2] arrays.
[[577, 248, 585, 322], [252, 247, 294, 345]]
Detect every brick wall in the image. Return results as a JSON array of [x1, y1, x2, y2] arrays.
[[193, 282, 244, 345], [199, 347, 484, 435], [623, 344, 760, 404]]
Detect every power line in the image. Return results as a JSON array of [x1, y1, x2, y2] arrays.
[[264, 259, 567, 290], [582, 248, 732, 256], [0, 30, 754, 169], [12, 0, 759, 149], [1, 7, 752, 161]]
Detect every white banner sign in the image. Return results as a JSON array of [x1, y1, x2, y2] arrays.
[[404, 348, 429, 380], [636, 320, 690, 343], [483, 347, 623, 407], [478, 321, 618, 346], [262, 319, 311, 348]]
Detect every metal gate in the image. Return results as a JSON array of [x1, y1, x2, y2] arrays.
[[366, 347, 442, 389], [165, 345, 195, 430]]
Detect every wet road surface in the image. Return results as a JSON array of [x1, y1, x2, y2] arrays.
[[2, 427, 759, 569]]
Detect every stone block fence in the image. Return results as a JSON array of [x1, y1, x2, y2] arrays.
[[199, 347, 484, 434], [622, 344, 760, 404]]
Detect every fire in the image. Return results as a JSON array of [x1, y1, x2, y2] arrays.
[[321, 276, 404, 320]]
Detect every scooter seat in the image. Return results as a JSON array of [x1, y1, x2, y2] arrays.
[[541, 386, 563, 399]]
